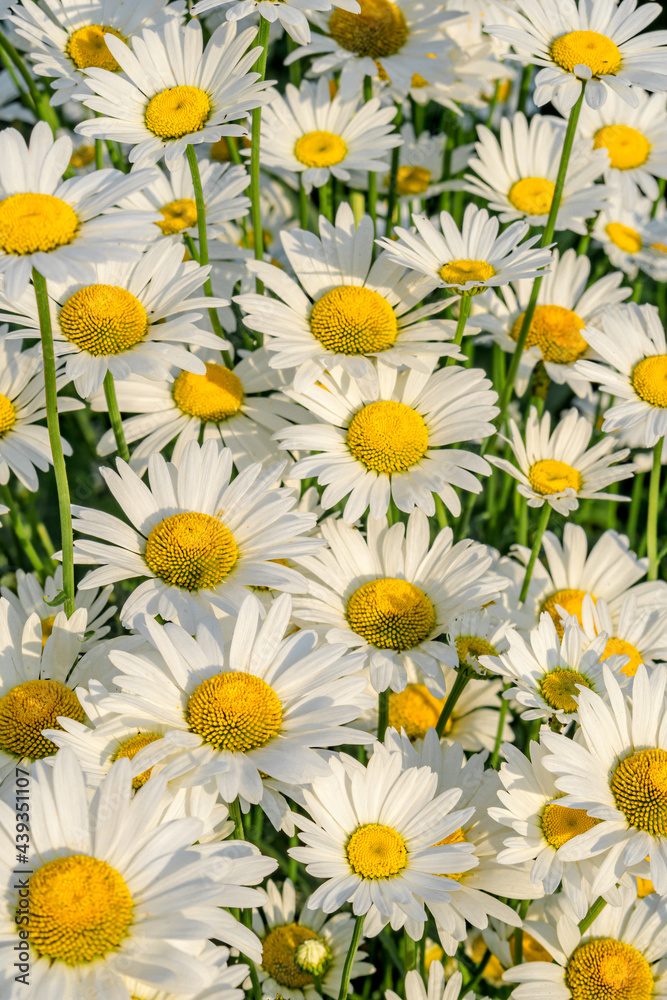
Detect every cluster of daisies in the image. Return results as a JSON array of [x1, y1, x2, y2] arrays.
[[1, 0, 667, 998]]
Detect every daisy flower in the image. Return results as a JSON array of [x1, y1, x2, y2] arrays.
[[464, 113, 609, 234], [192, 0, 360, 46], [76, 19, 275, 168], [237, 203, 459, 391], [92, 347, 301, 475], [258, 78, 401, 190], [593, 197, 667, 280], [387, 962, 473, 1000], [376, 204, 553, 295], [0, 121, 156, 297], [444, 609, 512, 678], [72, 439, 319, 630], [473, 247, 631, 398], [274, 362, 498, 522], [252, 878, 373, 1000], [489, 406, 635, 515], [486, 0, 667, 112], [372, 123, 449, 205], [0, 748, 276, 998], [575, 591, 667, 677], [292, 510, 504, 693], [0, 239, 226, 398], [289, 742, 479, 933], [575, 302, 667, 446]]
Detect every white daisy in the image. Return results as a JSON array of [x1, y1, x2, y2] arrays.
[[595, 200, 667, 281], [193, 0, 360, 46], [72, 439, 319, 630], [464, 112, 609, 233], [575, 591, 667, 678], [0, 121, 156, 297], [292, 510, 504, 693], [376, 204, 553, 295], [444, 609, 513, 678], [372, 123, 449, 206], [237, 203, 460, 391], [387, 961, 473, 1000], [274, 361, 498, 522], [75, 19, 275, 168]]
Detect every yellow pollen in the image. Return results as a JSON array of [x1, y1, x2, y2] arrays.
[[144, 511, 238, 591], [541, 588, 592, 637], [145, 86, 211, 140], [508, 177, 555, 216], [0, 192, 78, 256], [346, 577, 435, 651], [0, 679, 84, 760], [439, 258, 495, 288], [636, 876, 656, 898], [611, 748, 667, 836], [391, 165, 431, 195], [455, 634, 497, 669], [172, 364, 244, 422], [66, 24, 124, 71], [310, 285, 398, 355], [528, 459, 583, 496], [593, 125, 651, 171], [261, 924, 325, 988], [0, 393, 16, 437], [158, 198, 198, 235], [541, 802, 601, 849], [550, 30, 622, 77], [294, 131, 347, 168], [511, 304, 588, 365], [565, 938, 653, 1000], [601, 637, 643, 678], [540, 668, 593, 714], [387, 683, 444, 741], [186, 671, 282, 752], [329, 0, 408, 58], [24, 854, 133, 965], [110, 731, 163, 790], [59, 284, 148, 356], [606, 222, 642, 253], [41, 616, 55, 649], [69, 145, 96, 169], [631, 355, 667, 408], [433, 826, 468, 881], [346, 823, 407, 879], [346, 400, 428, 474]]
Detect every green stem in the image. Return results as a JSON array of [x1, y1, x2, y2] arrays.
[[627, 470, 645, 549], [318, 177, 333, 223], [94, 138, 104, 170], [227, 798, 262, 1000], [250, 18, 271, 292], [228, 797, 245, 840], [33, 269, 74, 618], [337, 914, 364, 1000], [1, 485, 45, 574], [384, 104, 403, 241], [519, 502, 551, 604], [403, 931, 416, 972], [651, 178, 666, 218], [350, 190, 365, 226], [377, 688, 389, 742], [435, 667, 472, 737], [517, 64, 532, 115], [578, 896, 607, 934], [445, 291, 472, 366], [434, 494, 448, 529], [647, 437, 663, 581], [363, 77, 377, 234], [103, 372, 130, 463], [286, 35, 301, 86], [490, 685, 510, 769], [513, 900, 531, 965], [299, 177, 309, 229], [0, 30, 55, 128]]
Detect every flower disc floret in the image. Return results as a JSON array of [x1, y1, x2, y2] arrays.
[[394, 166, 431, 195], [593, 125, 651, 171], [455, 634, 497, 662], [606, 223, 642, 253], [508, 177, 555, 215], [329, 0, 408, 58], [0, 193, 78, 256], [346, 823, 408, 879], [158, 198, 198, 235], [110, 732, 163, 789], [346, 577, 435, 650], [565, 938, 653, 1000], [601, 637, 643, 677], [388, 684, 443, 740], [529, 459, 583, 495], [541, 803, 601, 849], [172, 364, 245, 422], [550, 31, 622, 77], [144, 512, 239, 590], [346, 401, 428, 473], [309, 286, 398, 355], [59, 285, 148, 356], [511, 304, 588, 365], [611, 748, 667, 836], [0, 679, 85, 760], [0, 394, 16, 437], [186, 671, 282, 752], [541, 588, 591, 635], [145, 86, 211, 140], [262, 924, 328, 988], [540, 668, 592, 713], [294, 132, 347, 168], [631, 356, 667, 408], [66, 25, 124, 71], [439, 258, 495, 287]]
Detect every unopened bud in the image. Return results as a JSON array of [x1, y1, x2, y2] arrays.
[[294, 938, 331, 976]]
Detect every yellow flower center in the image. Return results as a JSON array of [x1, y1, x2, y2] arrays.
[[346, 400, 428, 474], [59, 284, 148, 356], [0, 679, 85, 760], [433, 826, 468, 881], [172, 364, 244, 422], [41, 616, 55, 648], [540, 668, 593, 714], [439, 258, 495, 288], [144, 511, 239, 591], [392, 165, 431, 195], [0, 393, 16, 437], [650, 242, 667, 255], [186, 671, 282, 752], [455, 634, 497, 667], [508, 177, 555, 216], [346, 577, 435, 651], [601, 637, 643, 678], [611, 748, 667, 836], [329, 0, 408, 58], [110, 731, 163, 790], [541, 588, 592, 637], [262, 924, 327, 988], [145, 86, 211, 140], [528, 459, 583, 496], [550, 30, 622, 77], [0, 192, 78, 256], [69, 145, 96, 169], [565, 938, 653, 1000], [157, 198, 198, 235], [541, 802, 601, 849], [593, 125, 651, 171], [309, 286, 398, 355], [294, 131, 347, 168], [511, 304, 588, 365], [631, 355, 667, 408], [605, 222, 642, 253], [636, 876, 656, 898], [66, 25, 124, 71], [346, 823, 407, 879], [23, 855, 133, 965], [388, 684, 446, 741]]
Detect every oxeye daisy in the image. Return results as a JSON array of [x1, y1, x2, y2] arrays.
[[575, 591, 667, 678], [0, 121, 157, 297], [444, 609, 512, 679], [288, 742, 479, 933], [75, 19, 275, 168], [473, 247, 631, 398], [0, 239, 226, 398], [464, 113, 609, 234], [237, 203, 459, 391], [274, 362, 498, 522], [593, 198, 667, 280], [488, 406, 635, 516], [376, 204, 553, 295], [291, 510, 504, 693], [252, 878, 373, 1000], [486, 0, 667, 112], [72, 439, 319, 630], [387, 961, 472, 1000], [0, 748, 276, 997], [372, 123, 449, 205]]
